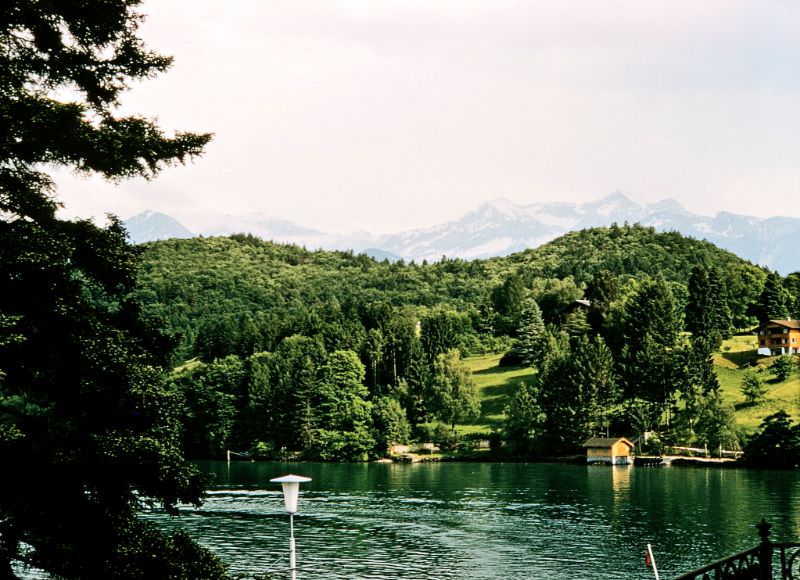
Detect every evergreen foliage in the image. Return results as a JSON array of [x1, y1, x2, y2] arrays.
[[685, 266, 732, 346], [314, 351, 374, 461], [616, 278, 687, 430], [125, 225, 775, 463], [503, 382, 546, 455], [771, 355, 796, 382], [755, 272, 790, 323], [132, 224, 766, 364], [515, 297, 546, 367], [537, 335, 619, 452], [740, 371, 767, 405], [694, 391, 738, 453], [427, 350, 480, 431], [491, 274, 526, 334], [742, 411, 800, 468], [0, 1, 221, 576], [371, 396, 412, 453]]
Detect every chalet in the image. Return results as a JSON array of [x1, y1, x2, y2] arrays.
[[582, 437, 634, 465], [756, 319, 800, 356]]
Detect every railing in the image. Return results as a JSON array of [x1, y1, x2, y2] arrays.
[[674, 520, 800, 580], [666, 445, 743, 459]]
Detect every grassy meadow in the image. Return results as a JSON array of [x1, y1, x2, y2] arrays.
[[715, 335, 800, 431], [461, 335, 800, 437], [461, 354, 536, 434]]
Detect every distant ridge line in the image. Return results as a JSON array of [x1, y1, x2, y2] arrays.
[[123, 192, 800, 274]]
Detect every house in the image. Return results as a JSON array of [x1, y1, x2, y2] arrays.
[[582, 437, 634, 465], [756, 319, 800, 356]]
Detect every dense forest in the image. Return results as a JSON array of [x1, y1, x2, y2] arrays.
[[127, 224, 800, 462], [134, 225, 766, 362]]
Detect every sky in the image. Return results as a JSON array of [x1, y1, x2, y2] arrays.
[[53, 0, 800, 234]]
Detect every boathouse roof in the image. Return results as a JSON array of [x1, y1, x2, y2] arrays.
[[582, 437, 634, 449]]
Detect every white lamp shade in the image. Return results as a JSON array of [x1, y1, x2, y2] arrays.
[[270, 474, 312, 514]]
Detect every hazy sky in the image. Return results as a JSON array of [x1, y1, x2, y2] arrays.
[[54, 1, 800, 234]]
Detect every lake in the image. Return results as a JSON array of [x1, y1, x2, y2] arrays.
[[146, 461, 800, 579]]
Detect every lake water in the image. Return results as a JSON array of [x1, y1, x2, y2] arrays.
[[146, 461, 800, 579]]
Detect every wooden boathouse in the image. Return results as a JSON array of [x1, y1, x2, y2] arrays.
[[582, 437, 634, 465]]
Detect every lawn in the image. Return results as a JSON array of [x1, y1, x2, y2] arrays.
[[715, 336, 800, 432], [459, 337, 800, 438], [460, 353, 535, 433]]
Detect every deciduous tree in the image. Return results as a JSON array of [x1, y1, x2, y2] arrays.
[[742, 411, 800, 468], [314, 350, 374, 461], [504, 382, 546, 455], [741, 371, 767, 405], [427, 349, 480, 431]]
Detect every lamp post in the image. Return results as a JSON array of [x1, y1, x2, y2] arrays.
[[270, 474, 312, 579]]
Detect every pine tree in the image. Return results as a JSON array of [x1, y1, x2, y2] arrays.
[[1, 2, 221, 576], [492, 274, 527, 334], [619, 278, 687, 430], [516, 297, 546, 367], [504, 382, 546, 455], [685, 266, 731, 346], [707, 268, 733, 339], [772, 355, 797, 382], [695, 391, 738, 454], [537, 336, 618, 451], [685, 266, 712, 337], [585, 270, 620, 335], [755, 272, 789, 323], [784, 272, 800, 319]]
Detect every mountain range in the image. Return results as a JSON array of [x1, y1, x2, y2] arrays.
[[124, 192, 800, 274]]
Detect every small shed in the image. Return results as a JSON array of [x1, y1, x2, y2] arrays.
[[582, 437, 634, 465]]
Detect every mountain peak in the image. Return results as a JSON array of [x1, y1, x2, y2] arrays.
[[649, 198, 687, 214], [476, 198, 529, 220], [123, 193, 800, 274], [124, 211, 195, 244]]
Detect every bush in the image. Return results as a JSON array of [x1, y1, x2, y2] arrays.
[[641, 433, 664, 456], [771, 355, 796, 382], [741, 370, 767, 404], [489, 430, 504, 453], [742, 411, 800, 468], [432, 423, 461, 451], [499, 348, 524, 367]]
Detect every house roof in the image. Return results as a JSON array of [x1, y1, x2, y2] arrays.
[[582, 437, 634, 449], [765, 319, 800, 329]]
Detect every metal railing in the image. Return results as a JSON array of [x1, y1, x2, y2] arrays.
[[674, 520, 800, 580]]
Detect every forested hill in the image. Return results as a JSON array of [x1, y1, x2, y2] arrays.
[[498, 225, 764, 284], [132, 224, 767, 363]]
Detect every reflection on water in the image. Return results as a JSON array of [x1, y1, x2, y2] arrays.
[[142, 462, 800, 579]]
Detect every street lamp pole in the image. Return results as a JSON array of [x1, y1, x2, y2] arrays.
[[270, 474, 312, 579]]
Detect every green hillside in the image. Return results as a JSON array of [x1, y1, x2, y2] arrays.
[[464, 354, 535, 431], [462, 336, 800, 438], [127, 225, 799, 460], [134, 224, 767, 362], [714, 337, 800, 431]]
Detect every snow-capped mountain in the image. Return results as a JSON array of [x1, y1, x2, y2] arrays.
[[124, 210, 194, 244], [123, 192, 800, 273], [198, 212, 330, 245], [368, 199, 563, 262]]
